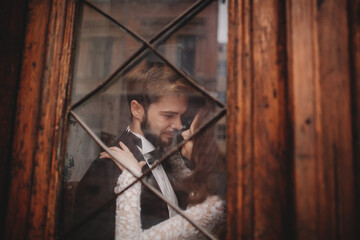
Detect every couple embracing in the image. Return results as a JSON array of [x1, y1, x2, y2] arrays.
[[74, 62, 226, 239]]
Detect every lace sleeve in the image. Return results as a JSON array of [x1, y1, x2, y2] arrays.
[[115, 170, 225, 240]]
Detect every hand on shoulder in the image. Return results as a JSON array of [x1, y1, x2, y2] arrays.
[[99, 141, 146, 172]]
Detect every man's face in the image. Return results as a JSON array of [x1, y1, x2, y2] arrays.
[[141, 94, 188, 147]]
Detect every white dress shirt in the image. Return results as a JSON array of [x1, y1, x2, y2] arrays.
[[126, 127, 179, 217]]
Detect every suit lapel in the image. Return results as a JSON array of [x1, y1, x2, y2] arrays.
[[115, 131, 145, 162]]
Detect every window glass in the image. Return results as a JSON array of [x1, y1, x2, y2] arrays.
[[72, 4, 143, 102], [87, 0, 198, 39], [61, 0, 227, 239]]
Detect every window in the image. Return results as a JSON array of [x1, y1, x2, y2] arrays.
[[5, 0, 358, 239], [177, 35, 196, 75], [59, 0, 227, 239]]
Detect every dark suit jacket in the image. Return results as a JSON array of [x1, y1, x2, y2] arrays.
[[67, 131, 182, 239]]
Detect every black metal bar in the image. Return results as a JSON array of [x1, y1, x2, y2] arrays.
[[61, 110, 221, 240], [149, 0, 215, 46], [70, 45, 147, 110], [85, 1, 225, 107], [147, 47, 226, 108], [71, 0, 224, 111], [61, 1, 227, 239], [60, 108, 225, 239], [141, 108, 227, 181], [71, 0, 211, 110], [84, 0, 224, 108]]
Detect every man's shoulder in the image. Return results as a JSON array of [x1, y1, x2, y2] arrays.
[[81, 157, 120, 182]]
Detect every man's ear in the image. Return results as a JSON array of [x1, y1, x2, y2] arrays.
[[130, 100, 145, 120]]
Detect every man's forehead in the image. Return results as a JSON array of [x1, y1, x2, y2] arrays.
[[150, 94, 188, 111], [156, 94, 188, 104]]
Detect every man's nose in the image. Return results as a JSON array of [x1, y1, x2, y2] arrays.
[[172, 116, 183, 130]]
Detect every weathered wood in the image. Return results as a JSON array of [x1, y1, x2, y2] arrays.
[[349, 0, 360, 239], [286, 1, 321, 239], [227, 0, 254, 239], [252, 0, 289, 239], [2, 0, 359, 239], [0, 0, 28, 238], [227, 0, 290, 239], [49, 1, 77, 238], [5, 1, 52, 238], [229, 0, 357, 239], [318, 1, 354, 237], [287, 0, 355, 239], [5, 0, 76, 239]]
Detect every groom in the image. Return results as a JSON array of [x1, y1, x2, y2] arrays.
[[72, 62, 191, 239]]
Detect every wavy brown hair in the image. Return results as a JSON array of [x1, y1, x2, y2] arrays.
[[126, 61, 191, 111], [182, 103, 226, 205]]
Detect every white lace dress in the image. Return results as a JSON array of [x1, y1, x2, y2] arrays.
[[114, 168, 225, 240]]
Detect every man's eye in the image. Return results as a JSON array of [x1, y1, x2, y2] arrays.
[[163, 114, 174, 119]]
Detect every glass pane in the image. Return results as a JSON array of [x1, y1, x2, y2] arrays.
[[64, 116, 102, 182], [72, 62, 129, 146], [175, 114, 227, 239], [72, 3, 143, 102], [155, 0, 227, 103], [71, 53, 223, 147], [87, 0, 198, 40], [60, 0, 228, 239], [62, 116, 109, 235]]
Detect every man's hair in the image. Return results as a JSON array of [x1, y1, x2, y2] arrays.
[[126, 61, 191, 110]]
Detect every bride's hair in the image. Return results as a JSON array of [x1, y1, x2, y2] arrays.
[[183, 102, 226, 205]]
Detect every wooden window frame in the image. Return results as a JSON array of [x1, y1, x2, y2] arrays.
[[3, 0, 360, 239], [227, 0, 359, 239], [4, 1, 77, 239]]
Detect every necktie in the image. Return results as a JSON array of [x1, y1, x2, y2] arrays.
[[147, 149, 160, 165], [126, 129, 179, 217], [145, 150, 179, 218]]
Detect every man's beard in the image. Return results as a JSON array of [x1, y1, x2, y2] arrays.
[[141, 113, 172, 148]]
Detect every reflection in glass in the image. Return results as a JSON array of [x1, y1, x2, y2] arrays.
[[72, 4, 142, 102], [88, 0, 198, 40], [62, 116, 103, 234], [72, 68, 128, 147], [114, 112, 227, 239], [61, 0, 228, 239], [155, 0, 228, 104]]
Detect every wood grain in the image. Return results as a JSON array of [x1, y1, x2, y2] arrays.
[[287, 0, 355, 239], [227, 0, 254, 238], [252, 0, 289, 239], [0, 0, 28, 238], [5, 0, 76, 239], [286, 1, 321, 238], [228, 0, 357, 239], [2, 0, 359, 239], [349, 0, 360, 239], [227, 0, 291, 239]]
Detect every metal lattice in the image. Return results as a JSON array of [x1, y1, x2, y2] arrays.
[[61, 0, 227, 239]]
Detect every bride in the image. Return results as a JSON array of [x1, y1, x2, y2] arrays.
[[100, 105, 226, 239]]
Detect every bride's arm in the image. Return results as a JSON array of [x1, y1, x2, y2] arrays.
[[115, 169, 225, 240]]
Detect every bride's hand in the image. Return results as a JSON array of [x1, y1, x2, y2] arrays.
[[99, 141, 146, 172]]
